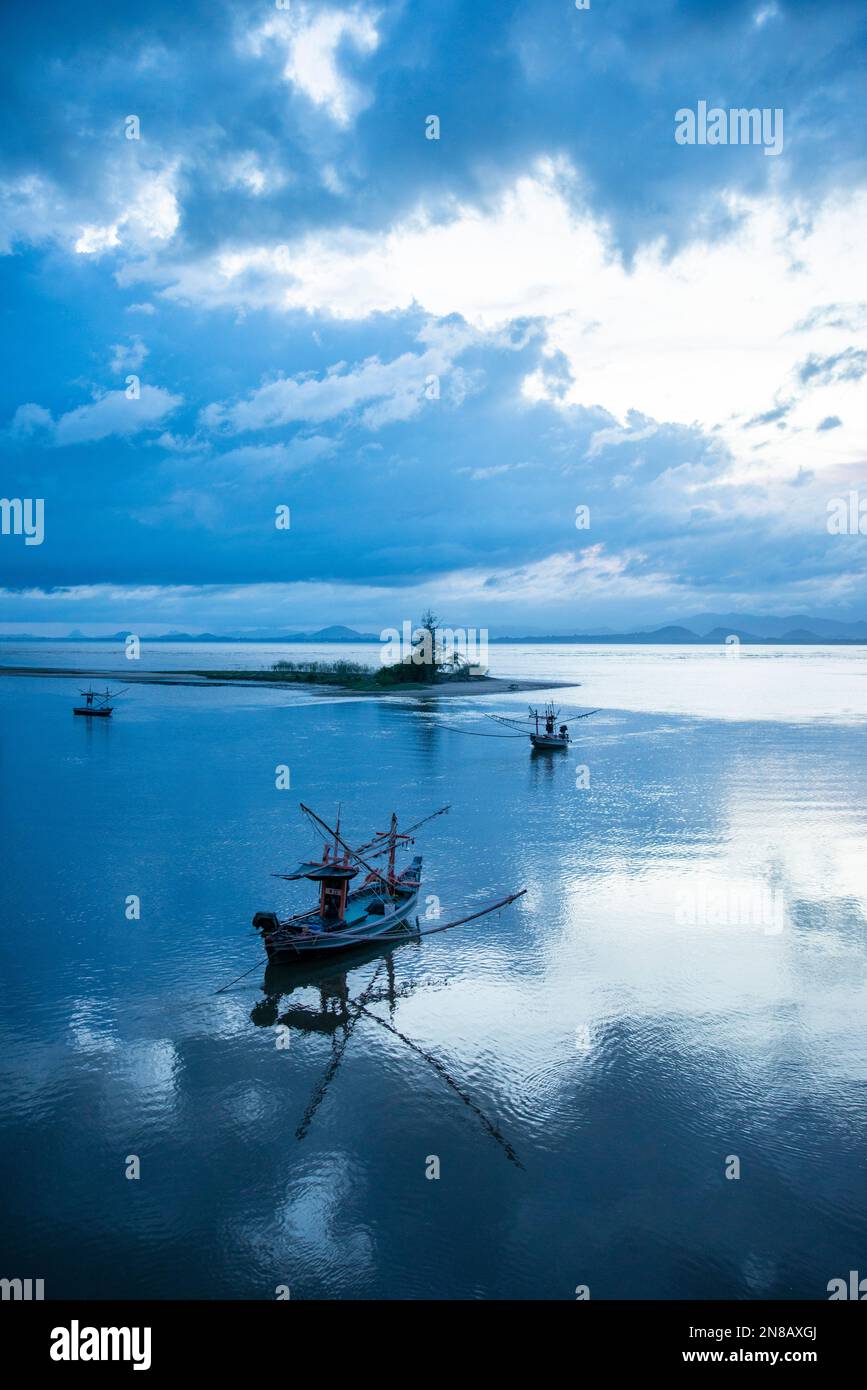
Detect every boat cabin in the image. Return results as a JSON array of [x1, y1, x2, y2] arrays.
[[284, 850, 359, 925]]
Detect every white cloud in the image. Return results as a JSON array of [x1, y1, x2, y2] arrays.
[[74, 168, 180, 256], [0, 162, 180, 258], [153, 430, 209, 454], [222, 151, 287, 196], [0, 175, 66, 254], [74, 222, 121, 255], [201, 325, 475, 434], [13, 386, 183, 446], [461, 462, 531, 480], [753, 3, 781, 28], [134, 160, 867, 482], [321, 163, 347, 196], [247, 5, 380, 126], [456, 546, 678, 606], [587, 416, 661, 458], [109, 335, 149, 373], [214, 437, 335, 474], [54, 386, 181, 445], [10, 402, 54, 436]]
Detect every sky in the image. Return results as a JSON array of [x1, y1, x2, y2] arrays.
[[1, 0, 866, 635]]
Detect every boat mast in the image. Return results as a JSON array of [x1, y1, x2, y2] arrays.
[[300, 803, 393, 890], [387, 811, 398, 886]]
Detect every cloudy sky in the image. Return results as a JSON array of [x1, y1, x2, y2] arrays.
[[2, 0, 866, 634]]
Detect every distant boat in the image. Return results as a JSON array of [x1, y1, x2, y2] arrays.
[[484, 702, 598, 749], [73, 686, 127, 718], [252, 802, 524, 962]]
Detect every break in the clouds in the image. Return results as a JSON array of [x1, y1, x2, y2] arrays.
[[1, 0, 866, 633]]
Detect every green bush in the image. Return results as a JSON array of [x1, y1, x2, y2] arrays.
[[270, 658, 372, 682]]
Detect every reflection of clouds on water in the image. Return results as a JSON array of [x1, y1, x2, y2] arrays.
[[454, 720, 867, 1186], [489, 645, 867, 724], [109, 1040, 180, 1118], [68, 1000, 121, 1056], [233, 1155, 375, 1298]]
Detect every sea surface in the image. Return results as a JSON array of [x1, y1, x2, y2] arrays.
[[1, 642, 866, 1299]]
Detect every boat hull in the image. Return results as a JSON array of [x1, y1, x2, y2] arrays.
[[73, 707, 112, 717], [530, 734, 569, 749], [263, 896, 419, 962]]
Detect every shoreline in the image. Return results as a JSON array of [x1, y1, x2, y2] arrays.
[[0, 665, 578, 698]]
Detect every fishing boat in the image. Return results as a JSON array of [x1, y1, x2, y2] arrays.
[[483, 702, 598, 749], [252, 802, 524, 963], [530, 702, 571, 748], [73, 686, 127, 718]]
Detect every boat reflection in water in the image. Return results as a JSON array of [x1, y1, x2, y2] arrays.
[[250, 945, 524, 1165]]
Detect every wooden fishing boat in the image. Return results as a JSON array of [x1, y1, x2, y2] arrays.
[[252, 803, 524, 963], [73, 686, 127, 717], [531, 710, 570, 748], [483, 702, 597, 749]]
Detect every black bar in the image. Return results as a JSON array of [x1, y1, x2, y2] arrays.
[[2, 1298, 861, 1373]]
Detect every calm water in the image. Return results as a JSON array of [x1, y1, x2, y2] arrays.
[[1, 645, 866, 1299], [5, 637, 867, 721]]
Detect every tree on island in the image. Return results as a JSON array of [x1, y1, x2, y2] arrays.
[[413, 608, 441, 682], [371, 609, 484, 686], [375, 609, 452, 685], [408, 610, 482, 682]]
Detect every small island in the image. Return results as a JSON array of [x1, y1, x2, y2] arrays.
[[187, 611, 573, 696], [191, 657, 478, 691], [185, 662, 568, 697]]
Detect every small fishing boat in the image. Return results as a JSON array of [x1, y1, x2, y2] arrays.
[[530, 702, 571, 749], [483, 702, 597, 749], [252, 802, 524, 963], [73, 686, 127, 718]]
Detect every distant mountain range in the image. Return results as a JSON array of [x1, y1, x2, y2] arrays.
[[3, 616, 867, 644], [489, 613, 867, 643], [488, 628, 867, 644], [0, 624, 380, 643], [661, 612, 867, 640]]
